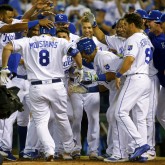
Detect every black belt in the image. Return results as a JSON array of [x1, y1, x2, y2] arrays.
[[17, 75, 27, 80], [70, 78, 92, 85], [125, 73, 146, 77], [31, 78, 61, 85]]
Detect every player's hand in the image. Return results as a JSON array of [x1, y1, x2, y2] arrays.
[[73, 68, 84, 82], [41, 11, 56, 17], [83, 12, 97, 27], [0, 67, 11, 85], [115, 77, 121, 90], [39, 19, 54, 29]]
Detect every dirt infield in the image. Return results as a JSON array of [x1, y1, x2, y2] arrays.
[[2, 157, 165, 165]]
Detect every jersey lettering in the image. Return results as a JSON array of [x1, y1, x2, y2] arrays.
[[39, 50, 50, 66]]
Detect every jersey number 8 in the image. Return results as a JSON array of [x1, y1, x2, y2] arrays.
[[39, 50, 50, 66], [145, 48, 153, 64]]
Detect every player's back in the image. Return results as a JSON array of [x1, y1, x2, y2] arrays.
[[12, 34, 69, 80]]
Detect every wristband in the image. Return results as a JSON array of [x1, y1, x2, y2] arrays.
[[116, 72, 122, 78], [28, 20, 39, 29], [97, 74, 106, 81], [92, 21, 97, 28]]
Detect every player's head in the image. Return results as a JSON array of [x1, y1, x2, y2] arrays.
[[81, 16, 93, 38], [39, 26, 56, 36], [146, 10, 162, 33], [0, 4, 14, 24], [115, 18, 127, 38], [56, 27, 70, 41], [77, 37, 96, 63], [156, 13, 165, 33], [123, 13, 143, 37], [55, 14, 69, 28]]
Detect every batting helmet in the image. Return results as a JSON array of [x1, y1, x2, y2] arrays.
[[40, 26, 56, 36], [77, 38, 96, 55]]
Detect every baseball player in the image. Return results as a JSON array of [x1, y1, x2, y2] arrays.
[[155, 13, 165, 130], [54, 14, 80, 42], [114, 13, 152, 161], [0, 25, 83, 161], [68, 17, 109, 160], [84, 12, 130, 162], [137, 10, 163, 160], [76, 37, 128, 161]]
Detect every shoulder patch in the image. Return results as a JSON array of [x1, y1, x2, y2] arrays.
[[104, 64, 110, 70], [127, 45, 133, 51]]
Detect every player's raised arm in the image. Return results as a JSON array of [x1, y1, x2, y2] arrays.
[[0, 19, 54, 33], [83, 12, 107, 45]]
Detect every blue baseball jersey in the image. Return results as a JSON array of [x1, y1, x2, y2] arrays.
[[148, 32, 165, 71]]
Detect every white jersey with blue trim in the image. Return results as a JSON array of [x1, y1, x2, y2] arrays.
[[94, 50, 123, 90], [69, 33, 80, 43], [0, 19, 22, 66], [105, 34, 126, 56], [12, 34, 76, 80], [92, 36, 109, 51], [124, 32, 154, 75]]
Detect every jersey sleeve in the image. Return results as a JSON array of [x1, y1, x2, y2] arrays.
[[11, 38, 27, 53], [124, 37, 138, 58], [0, 21, 7, 28]]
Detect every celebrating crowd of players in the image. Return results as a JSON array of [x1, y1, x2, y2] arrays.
[[0, 0, 165, 163]]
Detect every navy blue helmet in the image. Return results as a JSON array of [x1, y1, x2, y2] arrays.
[[40, 26, 56, 36], [77, 37, 96, 55]]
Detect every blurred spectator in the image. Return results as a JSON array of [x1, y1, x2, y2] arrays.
[[154, 0, 165, 12], [19, 0, 32, 14], [65, 0, 87, 24]]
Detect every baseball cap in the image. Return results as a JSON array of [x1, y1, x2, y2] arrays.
[[77, 38, 96, 55], [135, 9, 148, 19], [55, 14, 68, 24], [40, 26, 56, 36], [146, 10, 162, 21], [95, 8, 106, 13], [155, 13, 165, 23]]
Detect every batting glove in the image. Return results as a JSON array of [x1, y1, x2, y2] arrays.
[[83, 12, 97, 28], [73, 67, 84, 83], [87, 72, 98, 82], [0, 67, 11, 85]]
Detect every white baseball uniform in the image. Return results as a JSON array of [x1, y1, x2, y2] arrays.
[[11, 34, 77, 157], [93, 50, 128, 158], [115, 32, 153, 153], [101, 34, 128, 158]]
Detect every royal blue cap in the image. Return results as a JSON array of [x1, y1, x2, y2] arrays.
[[146, 10, 162, 21], [77, 38, 96, 55], [155, 13, 165, 23], [55, 14, 68, 24], [40, 26, 56, 36], [135, 9, 148, 19]]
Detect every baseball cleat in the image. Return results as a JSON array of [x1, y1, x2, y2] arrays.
[[134, 156, 148, 162], [0, 148, 8, 157], [4, 151, 17, 161], [129, 144, 150, 161], [147, 153, 156, 160], [62, 152, 73, 160], [71, 150, 81, 159], [104, 155, 128, 162], [89, 152, 104, 161], [45, 155, 54, 162]]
